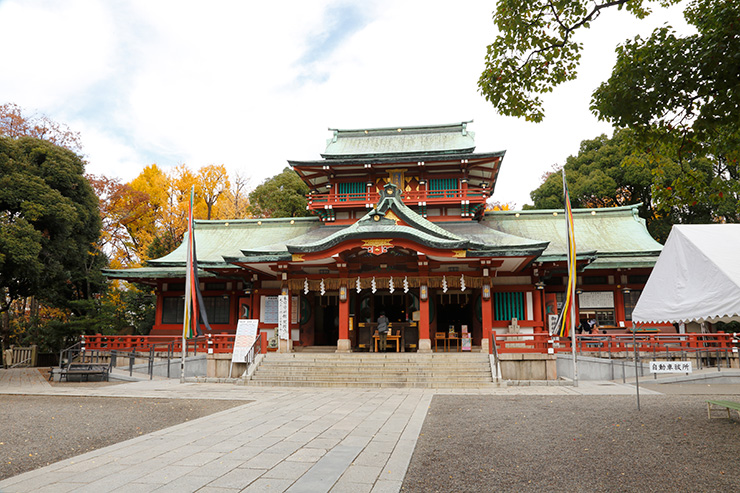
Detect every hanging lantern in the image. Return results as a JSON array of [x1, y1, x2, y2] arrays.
[[460, 274, 466, 292], [356, 276, 361, 294], [403, 276, 409, 293], [371, 276, 377, 294], [389, 276, 395, 294], [304, 278, 309, 295], [482, 284, 491, 300], [442, 275, 448, 294], [320, 278, 326, 296]]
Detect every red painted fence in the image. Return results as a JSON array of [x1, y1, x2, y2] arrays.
[[82, 333, 237, 354], [490, 331, 739, 355], [81, 331, 739, 356]]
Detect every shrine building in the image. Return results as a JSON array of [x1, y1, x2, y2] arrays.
[[106, 122, 664, 352]]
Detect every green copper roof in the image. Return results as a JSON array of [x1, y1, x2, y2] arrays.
[[103, 266, 216, 281], [322, 121, 476, 159], [149, 217, 321, 267], [286, 184, 547, 257], [484, 204, 662, 266], [105, 197, 662, 282]]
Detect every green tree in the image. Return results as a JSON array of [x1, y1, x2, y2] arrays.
[[479, 0, 681, 123], [525, 130, 718, 242], [480, 0, 740, 223], [0, 137, 103, 347], [248, 167, 310, 218]]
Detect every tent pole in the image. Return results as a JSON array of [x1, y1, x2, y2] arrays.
[[633, 322, 640, 411]]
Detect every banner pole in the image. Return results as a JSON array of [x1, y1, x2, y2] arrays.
[[180, 185, 195, 384]]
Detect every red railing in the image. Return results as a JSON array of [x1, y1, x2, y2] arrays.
[[490, 331, 738, 355], [308, 187, 489, 211], [82, 333, 237, 354]]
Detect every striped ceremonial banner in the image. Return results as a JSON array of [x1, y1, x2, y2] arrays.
[[182, 186, 212, 341], [559, 168, 577, 338], [183, 187, 196, 340], [181, 186, 214, 382]]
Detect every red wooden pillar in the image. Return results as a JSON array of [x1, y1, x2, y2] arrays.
[[482, 295, 493, 353], [533, 289, 543, 332], [337, 285, 351, 352], [417, 262, 432, 352], [154, 289, 164, 333], [615, 288, 626, 325], [419, 295, 430, 351]]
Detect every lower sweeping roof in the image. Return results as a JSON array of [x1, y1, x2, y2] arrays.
[[104, 203, 662, 282]]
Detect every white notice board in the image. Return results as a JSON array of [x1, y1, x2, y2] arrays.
[[278, 294, 289, 340], [232, 319, 258, 363]]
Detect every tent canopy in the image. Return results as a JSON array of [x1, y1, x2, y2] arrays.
[[632, 224, 740, 324]]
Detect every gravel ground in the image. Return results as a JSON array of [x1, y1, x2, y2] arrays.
[[402, 394, 740, 492], [0, 395, 247, 480]]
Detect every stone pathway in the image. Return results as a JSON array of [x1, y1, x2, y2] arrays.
[[0, 369, 660, 492]]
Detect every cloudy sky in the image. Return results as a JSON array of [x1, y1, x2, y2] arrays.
[[0, 0, 688, 207]]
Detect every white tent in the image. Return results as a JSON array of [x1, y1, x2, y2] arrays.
[[632, 224, 740, 324]]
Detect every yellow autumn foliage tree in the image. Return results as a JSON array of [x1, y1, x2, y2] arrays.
[[104, 163, 250, 266]]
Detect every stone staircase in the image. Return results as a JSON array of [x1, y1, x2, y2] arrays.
[[246, 352, 497, 388]]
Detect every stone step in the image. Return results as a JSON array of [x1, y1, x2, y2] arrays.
[[257, 363, 491, 370], [246, 379, 499, 389], [253, 367, 492, 375], [248, 352, 495, 388], [257, 360, 489, 366], [262, 357, 490, 364], [253, 370, 498, 381], [267, 352, 489, 359]]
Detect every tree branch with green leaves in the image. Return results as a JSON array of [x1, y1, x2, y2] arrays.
[[478, 0, 677, 122]]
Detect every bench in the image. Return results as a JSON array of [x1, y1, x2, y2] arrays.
[[60, 362, 112, 382], [706, 400, 740, 420]]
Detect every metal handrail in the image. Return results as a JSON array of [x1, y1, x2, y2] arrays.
[[58, 341, 83, 369], [489, 331, 500, 381], [245, 333, 263, 372], [148, 341, 175, 379]]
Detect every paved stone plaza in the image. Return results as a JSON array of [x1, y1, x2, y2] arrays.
[[0, 368, 731, 492]]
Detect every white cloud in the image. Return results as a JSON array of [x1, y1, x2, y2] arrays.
[[0, 0, 692, 205]]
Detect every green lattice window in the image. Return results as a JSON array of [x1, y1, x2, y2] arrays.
[[429, 178, 458, 198], [337, 182, 365, 201], [494, 292, 525, 321]]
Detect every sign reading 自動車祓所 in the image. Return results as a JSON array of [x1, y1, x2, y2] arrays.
[[649, 361, 692, 373]]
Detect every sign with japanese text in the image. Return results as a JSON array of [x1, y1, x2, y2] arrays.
[[649, 361, 692, 373], [278, 294, 289, 340], [232, 319, 258, 363]]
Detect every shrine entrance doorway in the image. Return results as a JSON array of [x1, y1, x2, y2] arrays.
[[434, 290, 477, 343], [355, 291, 420, 351], [314, 297, 339, 346]]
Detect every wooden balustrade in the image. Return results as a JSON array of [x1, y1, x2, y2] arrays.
[[83, 334, 236, 354], [307, 187, 488, 211], [490, 331, 737, 355]]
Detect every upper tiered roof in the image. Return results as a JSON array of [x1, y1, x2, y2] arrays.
[[321, 121, 476, 159]]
